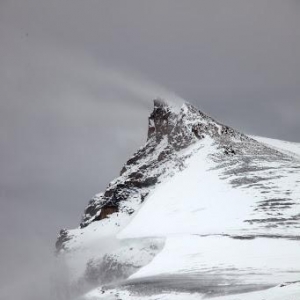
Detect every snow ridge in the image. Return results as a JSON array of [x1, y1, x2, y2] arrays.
[[55, 99, 300, 300]]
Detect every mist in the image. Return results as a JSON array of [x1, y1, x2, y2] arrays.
[[0, 45, 183, 299], [0, 28, 184, 300]]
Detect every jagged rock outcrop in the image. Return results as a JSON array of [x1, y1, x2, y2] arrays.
[[79, 99, 235, 229]]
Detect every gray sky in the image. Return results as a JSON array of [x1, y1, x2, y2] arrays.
[[0, 1, 299, 299]]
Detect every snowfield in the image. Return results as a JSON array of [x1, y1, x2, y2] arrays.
[[84, 282, 300, 300], [129, 235, 300, 285], [55, 100, 300, 300], [253, 135, 300, 159], [118, 139, 256, 239]]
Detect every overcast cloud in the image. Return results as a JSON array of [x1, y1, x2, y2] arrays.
[[0, 1, 299, 299]]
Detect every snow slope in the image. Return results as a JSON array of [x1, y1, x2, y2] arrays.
[[55, 100, 300, 299], [118, 139, 255, 238], [85, 282, 300, 300], [128, 236, 300, 288], [253, 135, 300, 159], [118, 136, 300, 238]]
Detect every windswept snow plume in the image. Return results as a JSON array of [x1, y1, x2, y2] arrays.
[[0, 36, 186, 300], [0, 37, 185, 300]]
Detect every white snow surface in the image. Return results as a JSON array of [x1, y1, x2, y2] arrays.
[[129, 235, 300, 284], [118, 139, 254, 239], [84, 282, 300, 300], [252, 135, 300, 159], [116, 137, 300, 292], [118, 135, 300, 238]]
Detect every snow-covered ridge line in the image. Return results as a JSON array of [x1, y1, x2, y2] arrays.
[[55, 99, 300, 299], [252, 135, 300, 159], [73, 99, 263, 231]]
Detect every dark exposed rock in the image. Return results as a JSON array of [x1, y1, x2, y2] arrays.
[[96, 205, 118, 220], [140, 192, 149, 203], [84, 200, 100, 216], [126, 148, 148, 167], [128, 171, 144, 180], [224, 145, 236, 156], [157, 148, 172, 162], [128, 177, 158, 188], [168, 117, 194, 150], [147, 99, 174, 143], [120, 166, 127, 176]]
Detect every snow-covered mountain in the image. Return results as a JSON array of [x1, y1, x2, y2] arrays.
[[56, 99, 300, 300]]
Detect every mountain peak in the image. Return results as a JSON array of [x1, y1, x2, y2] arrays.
[[147, 98, 174, 142], [147, 98, 247, 150], [55, 98, 300, 299], [147, 99, 199, 142], [73, 99, 254, 229]]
